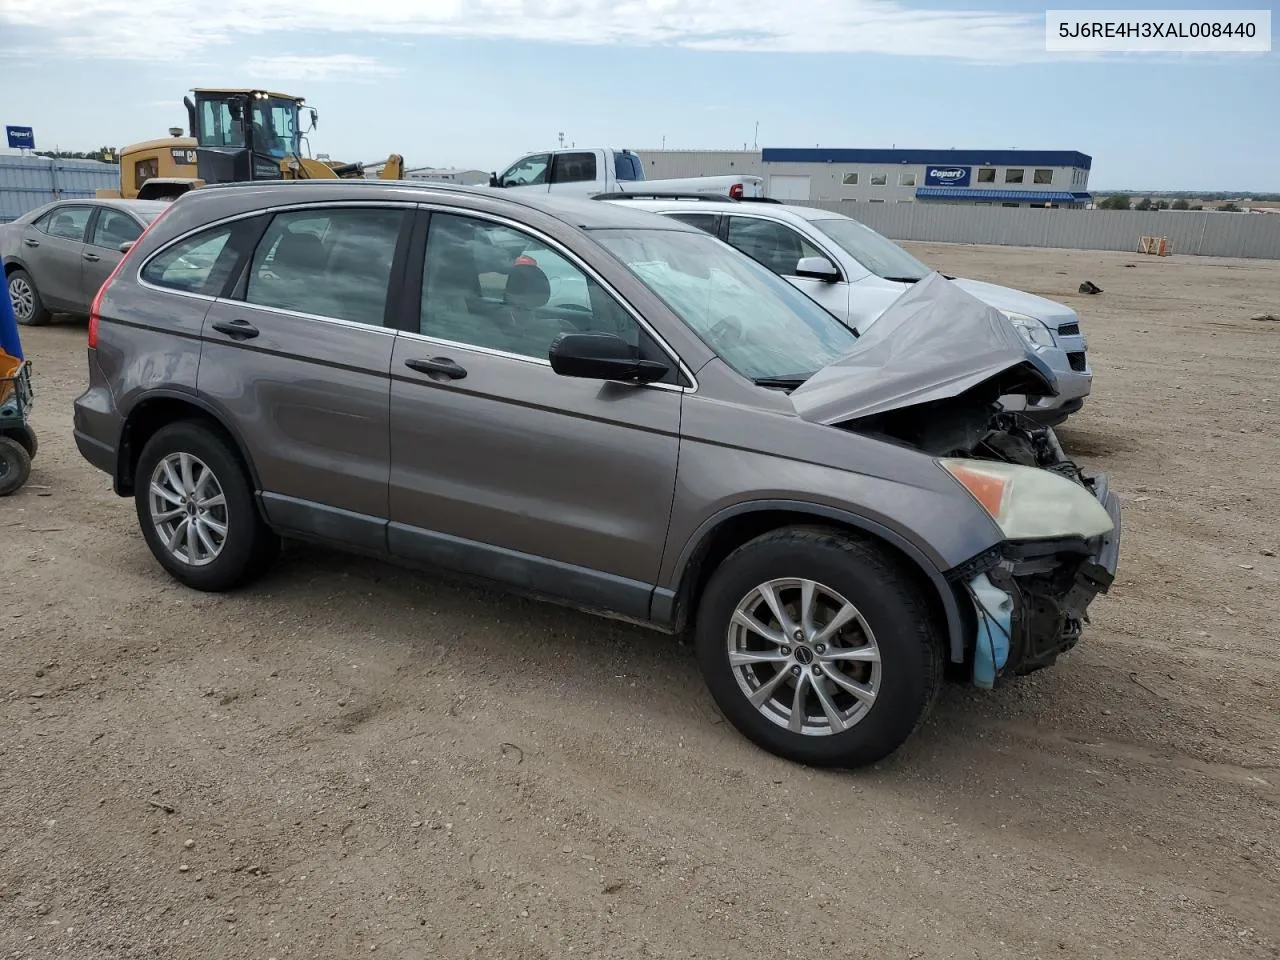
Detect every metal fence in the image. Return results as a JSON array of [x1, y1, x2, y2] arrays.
[[800, 201, 1280, 260], [0, 156, 120, 223]]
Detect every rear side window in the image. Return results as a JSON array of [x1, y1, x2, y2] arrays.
[[667, 213, 720, 235], [614, 152, 643, 182], [243, 207, 405, 327], [141, 225, 239, 295], [36, 206, 92, 241], [549, 152, 597, 184]]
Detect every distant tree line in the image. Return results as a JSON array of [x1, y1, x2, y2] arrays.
[[1094, 194, 1247, 212], [32, 148, 118, 163]]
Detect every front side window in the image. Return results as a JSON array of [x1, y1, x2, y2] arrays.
[[420, 213, 640, 361], [244, 208, 405, 326], [595, 228, 857, 383], [141, 225, 237, 295], [90, 209, 143, 249], [498, 154, 550, 187], [809, 217, 931, 282], [37, 206, 92, 241], [550, 152, 598, 184], [725, 216, 825, 277]]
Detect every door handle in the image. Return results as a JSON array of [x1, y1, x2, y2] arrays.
[[211, 319, 259, 341], [23, 238, 39, 248], [405, 357, 467, 380], [83, 252, 101, 262]]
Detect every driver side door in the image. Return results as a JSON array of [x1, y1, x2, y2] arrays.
[[495, 153, 551, 194], [387, 208, 683, 620]]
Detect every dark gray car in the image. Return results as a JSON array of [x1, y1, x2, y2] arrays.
[[72, 180, 1121, 768], [2, 198, 170, 325]]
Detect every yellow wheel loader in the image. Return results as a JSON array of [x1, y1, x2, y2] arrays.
[[97, 88, 404, 201]]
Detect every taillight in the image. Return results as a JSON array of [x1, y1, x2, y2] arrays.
[[89, 205, 171, 348], [729, 182, 744, 200]]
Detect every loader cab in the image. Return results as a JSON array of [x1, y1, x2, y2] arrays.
[[184, 88, 308, 186]]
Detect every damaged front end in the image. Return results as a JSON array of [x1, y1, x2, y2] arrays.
[[786, 273, 1122, 688]]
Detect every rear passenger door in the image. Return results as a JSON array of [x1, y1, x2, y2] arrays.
[[197, 203, 412, 550], [546, 151, 600, 197], [25, 205, 93, 311]]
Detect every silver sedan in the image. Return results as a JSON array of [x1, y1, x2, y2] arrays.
[[2, 198, 170, 326]]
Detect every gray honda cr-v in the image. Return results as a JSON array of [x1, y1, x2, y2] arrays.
[[73, 180, 1121, 768]]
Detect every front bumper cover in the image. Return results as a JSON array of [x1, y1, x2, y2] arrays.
[[960, 472, 1121, 687]]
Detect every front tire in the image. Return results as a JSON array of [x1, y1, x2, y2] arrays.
[[695, 526, 943, 768], [134, 420, 279, 591], [8, 269, 50, 326]]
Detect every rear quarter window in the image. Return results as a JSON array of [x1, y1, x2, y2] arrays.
[[141, 224, 241, 296]]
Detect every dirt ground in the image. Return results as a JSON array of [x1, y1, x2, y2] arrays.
[[1, 243, 1277, 960]]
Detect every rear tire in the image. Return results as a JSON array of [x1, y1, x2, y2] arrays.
[[134, 420, 279, 591], [695, 525, 943, 768], [8, 269, 50, 326], [9, 424, 37, 460], [0, 435, 32, 495]]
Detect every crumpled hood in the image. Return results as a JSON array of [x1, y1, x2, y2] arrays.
[[790, 272, 1060, 425]]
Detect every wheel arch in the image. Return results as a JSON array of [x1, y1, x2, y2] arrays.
[[115, 390, 263, 500], [659, 500, 970, 664]]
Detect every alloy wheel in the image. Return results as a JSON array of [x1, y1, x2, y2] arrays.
[[8, 276, 33, 322], [148, 452, 228, 566], [727, 577, 882, 736]]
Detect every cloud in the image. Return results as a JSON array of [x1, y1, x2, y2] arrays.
[[242, 54, 404, 82], [0, 0, 1072, 64]]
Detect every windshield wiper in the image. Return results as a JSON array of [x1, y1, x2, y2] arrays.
[[752, 374, 812, 389]]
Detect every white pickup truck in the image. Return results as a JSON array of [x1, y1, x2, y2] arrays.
[[486, 147, 764, 200]]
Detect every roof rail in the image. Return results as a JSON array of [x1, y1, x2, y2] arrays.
[[591, 191, 738, 202]]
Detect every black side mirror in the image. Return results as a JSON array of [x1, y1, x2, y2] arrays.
[[548, 332, 669, 383], [795, 256, 840, 282], [489, 172, 500, 187]]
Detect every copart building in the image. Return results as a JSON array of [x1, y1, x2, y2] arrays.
[[633, 148, 1093, 208]]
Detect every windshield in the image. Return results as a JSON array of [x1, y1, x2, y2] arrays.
[[594, 228, 858, 382], [809, 217, 931, 282], [195, 95, 300, 158]]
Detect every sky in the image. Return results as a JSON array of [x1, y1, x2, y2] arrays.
[[0, 0, 1276, 191]]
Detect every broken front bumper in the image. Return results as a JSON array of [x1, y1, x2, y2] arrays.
[[963, 473, 1122, 688]]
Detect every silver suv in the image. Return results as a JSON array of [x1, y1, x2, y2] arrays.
[[73, 180, 1121, 768], [604, 196, 1093, 426]]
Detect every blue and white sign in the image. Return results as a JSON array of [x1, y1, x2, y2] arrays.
[[924, 164, 971, 187], [5, 126, 34, 150]]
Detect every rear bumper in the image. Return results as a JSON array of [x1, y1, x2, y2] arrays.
[[72, 348, 121, 480]]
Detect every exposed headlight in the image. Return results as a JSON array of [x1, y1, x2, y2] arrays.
[[1001, 311, 1056, 348], [939, 459, 1114, 540]]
